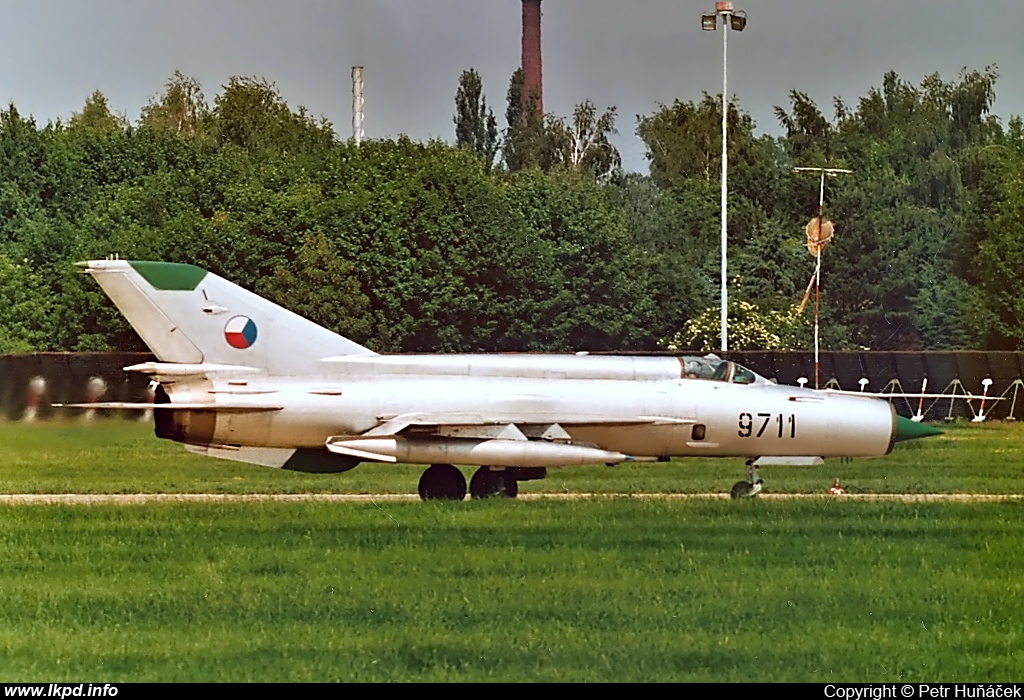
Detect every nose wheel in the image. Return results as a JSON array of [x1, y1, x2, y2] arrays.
[[730, 460, 763, 499]]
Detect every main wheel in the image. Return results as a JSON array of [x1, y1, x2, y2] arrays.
[[730, 480, 754, 499], [418, 464, 467, 501], [503, 475, 519, 498], [470, 467, 518, 499]]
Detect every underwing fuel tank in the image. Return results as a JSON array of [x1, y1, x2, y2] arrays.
[[325, 437, 652, 468]]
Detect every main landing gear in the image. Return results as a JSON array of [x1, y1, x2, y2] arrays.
[[417, 464, 467, 501], [469, 467, 518, 499], [730, 459, 764, 499], [417, 465, 548, 501]]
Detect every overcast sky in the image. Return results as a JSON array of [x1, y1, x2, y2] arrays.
[[2, 0, 1022, 172]]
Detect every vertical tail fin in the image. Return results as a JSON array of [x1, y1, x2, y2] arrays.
[[84, 260, 376, 375]]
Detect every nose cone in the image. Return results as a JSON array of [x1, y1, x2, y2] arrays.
[[894, 416, 944, 443]]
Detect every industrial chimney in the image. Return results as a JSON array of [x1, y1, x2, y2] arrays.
[[521, 0, 543, 116]]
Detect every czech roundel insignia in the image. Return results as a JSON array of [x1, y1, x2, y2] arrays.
[[224, 316, 258, 349]]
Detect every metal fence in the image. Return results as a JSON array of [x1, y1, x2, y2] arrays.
[[725, 351, 1023, 420], [0, 353, 153, 421]]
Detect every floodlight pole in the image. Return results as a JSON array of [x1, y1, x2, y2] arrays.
[[719, 13, 729, 353], [703, 3, 745, 352], [794, 166, 853, 389]]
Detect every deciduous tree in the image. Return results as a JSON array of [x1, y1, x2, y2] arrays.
[[139, 71, 213, 141], [453, 69, 499, 168]]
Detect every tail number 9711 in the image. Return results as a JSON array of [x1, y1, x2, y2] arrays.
[[738, 412, 796, 438]]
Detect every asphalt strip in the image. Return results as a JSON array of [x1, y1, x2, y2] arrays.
[[0, 493, 1021, 505]]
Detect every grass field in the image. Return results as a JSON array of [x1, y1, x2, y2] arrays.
[[2, 419, 1024, 495], [1, 420, 1023, 681]]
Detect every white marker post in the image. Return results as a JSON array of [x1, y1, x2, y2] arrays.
[[972, 378, 994, 423], [912, 378, 928, 422], [141, 380, 157, 423], [23, 376, 46, 422], [83, 376, 108, 422]]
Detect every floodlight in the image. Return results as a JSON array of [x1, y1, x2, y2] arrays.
[[729, 11, 747, 32], [702, 13, 717, 31]]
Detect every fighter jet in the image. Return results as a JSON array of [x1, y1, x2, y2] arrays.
[[71, 259, 941, 500]]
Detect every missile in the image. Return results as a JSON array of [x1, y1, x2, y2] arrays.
[[325, 437, 651, 467]]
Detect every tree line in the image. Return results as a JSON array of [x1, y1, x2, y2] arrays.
[[1, 67, 1022, 355]]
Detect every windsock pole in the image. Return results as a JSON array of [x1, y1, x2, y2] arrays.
[[794, 166, 852, 390]]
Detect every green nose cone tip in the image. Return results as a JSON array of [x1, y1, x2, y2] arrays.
[[894, 416, 944, 443]]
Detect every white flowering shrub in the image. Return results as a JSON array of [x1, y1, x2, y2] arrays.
[[663, 301, 807, 352]]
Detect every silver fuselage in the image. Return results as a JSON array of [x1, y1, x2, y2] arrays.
[[160, 354, 897, 461], [79, 260, 918, 476]]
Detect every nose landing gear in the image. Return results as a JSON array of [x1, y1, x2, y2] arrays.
[[730, 459, 763, 499]]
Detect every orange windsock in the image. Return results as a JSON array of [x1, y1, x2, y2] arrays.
[[805, 217, 835, 256]]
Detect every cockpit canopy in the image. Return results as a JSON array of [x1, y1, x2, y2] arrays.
[[679, 356, 761, 385]]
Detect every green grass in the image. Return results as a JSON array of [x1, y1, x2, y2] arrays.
[[1, 500, 1023, 682], [1, 420, 1023, 681], [1, 419, 1023, 494]]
